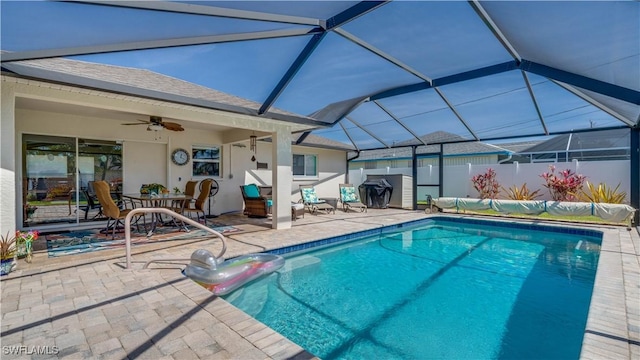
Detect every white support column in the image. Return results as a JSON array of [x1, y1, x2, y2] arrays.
[[272, 128, 293, 229], [1, 80, 17, 234]]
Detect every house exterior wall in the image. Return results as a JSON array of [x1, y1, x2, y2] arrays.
[[1, 81, 17, 236], [15, 109, 347, 220], [3, 76, 344, 231], [242, 145, 347, 205]]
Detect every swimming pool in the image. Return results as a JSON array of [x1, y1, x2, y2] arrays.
[[224, 217, 602, 359]]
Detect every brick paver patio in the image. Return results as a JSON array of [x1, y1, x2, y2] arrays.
[[1, 209, 638, 359]]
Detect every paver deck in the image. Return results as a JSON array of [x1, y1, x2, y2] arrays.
[[1, 209, 638, 359]]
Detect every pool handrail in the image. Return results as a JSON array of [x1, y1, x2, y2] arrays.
[[124, 207, 227, 269]]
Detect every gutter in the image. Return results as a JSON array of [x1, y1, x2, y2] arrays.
[[498, 153, 513, 164]]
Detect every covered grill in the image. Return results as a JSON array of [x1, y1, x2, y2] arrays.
[[359, 179, 393, 209]]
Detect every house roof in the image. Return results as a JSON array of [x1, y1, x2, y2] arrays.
[[2, 55, 321, 126], [522, 128, 630, 153], [291, 133, 355, 151], [261, 133, 356, 151], [350, 131, 511, 161], [489, 140, 546, 153], [2, 52, 354, 151]]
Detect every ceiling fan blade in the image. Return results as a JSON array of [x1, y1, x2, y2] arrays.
[[163, 122, 184, 131], [121, 122, 148, 126]]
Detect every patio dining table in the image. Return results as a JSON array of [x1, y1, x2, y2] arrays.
[[122, 193, 193, 237]]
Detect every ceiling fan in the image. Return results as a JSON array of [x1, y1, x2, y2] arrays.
[[122, 116, 184, 132]]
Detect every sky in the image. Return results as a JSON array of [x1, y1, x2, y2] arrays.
[[1, 1, 635, 150]]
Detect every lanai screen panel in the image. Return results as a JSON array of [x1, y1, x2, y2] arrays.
[[75, 36, 314, 106], [345, 102, 415, 146], [1, 1, 637, 145], [272, 32, 423, 116], [529, 75, 624, 133], [376, 89, 477, 141], [484, 1, 639, 92], [571, 88, 640, 127], [341, 118, 388, 150], [311, 126, 357, 150], [180, 1, 360, 19], [1, 1, 306, 52], [437, 71, 542, 139], [341, 1, 513, 78]]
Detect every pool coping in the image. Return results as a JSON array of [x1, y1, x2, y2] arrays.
[[259, 214, 639, 359]]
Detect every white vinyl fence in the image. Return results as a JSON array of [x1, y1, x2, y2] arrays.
[[348, 160, 631, 204]]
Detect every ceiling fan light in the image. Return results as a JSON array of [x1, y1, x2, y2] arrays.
[[147, 124, 164, 132]]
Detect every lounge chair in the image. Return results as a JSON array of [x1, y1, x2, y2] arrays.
[[339, 183, 367, 213], [240, 184, 269, 218], [299, 185, 335, 215]]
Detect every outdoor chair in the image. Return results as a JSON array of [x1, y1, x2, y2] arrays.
[[339, 183, 367, 213], [291, 202, 305, 220], [240, 184, 270, 218], [182, 178, 213, 225], [72, 181, 102, 219], [299, 185, 335, 215], [79, 188, 103, 220], [171, 180, 198, 209], [94, 180, 140, 239]]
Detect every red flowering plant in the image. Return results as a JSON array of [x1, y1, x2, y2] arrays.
[[540, 165, 586, 202], [471, 168, 501, 199]]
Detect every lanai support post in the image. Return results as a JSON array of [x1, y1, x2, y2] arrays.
[[439, 144, 444, 197], [631, 127, 640, 227], [412, 146, 417, 210]]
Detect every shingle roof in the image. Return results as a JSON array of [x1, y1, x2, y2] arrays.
[[523, 128, 629, 153], [2, 55, 317, 123], [261, 133, 355, 151], [350, 132, 511, 161], [293, 133, 355, 151], [491, 140, 546, 153]]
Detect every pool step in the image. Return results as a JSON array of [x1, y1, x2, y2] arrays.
[[280, 255, 321, 272]]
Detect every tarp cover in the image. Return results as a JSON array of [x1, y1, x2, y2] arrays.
[[359, 179, 393, 209]]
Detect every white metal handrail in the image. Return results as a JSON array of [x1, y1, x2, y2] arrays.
[[124, 207, 227, 269]]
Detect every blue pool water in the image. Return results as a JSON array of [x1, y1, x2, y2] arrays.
[[224, 218, 601, 359]]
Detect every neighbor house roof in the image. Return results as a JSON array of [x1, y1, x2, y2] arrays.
[[350, 131, 511, 161], [522, 128, 630, 153], [489, 140, 546, 153]]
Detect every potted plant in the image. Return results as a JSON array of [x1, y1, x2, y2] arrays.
[[16, 230, 38, 263], [0, 232, 17, 275]]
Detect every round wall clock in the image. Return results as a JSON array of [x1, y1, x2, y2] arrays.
[[171, 148, 190, 166]]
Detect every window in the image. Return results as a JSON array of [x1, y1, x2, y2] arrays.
[[293, 154, 317, 177], [364, 161, 377, 170], [192, 145, 221, 177]]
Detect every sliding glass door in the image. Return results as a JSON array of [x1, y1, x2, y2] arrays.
[[22, 134, 122, 228]]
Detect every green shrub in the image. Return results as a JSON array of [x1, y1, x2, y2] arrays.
[[577, 181, 626, 204], [502, 183, 542, 200], [471, 168, 500, 199]]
